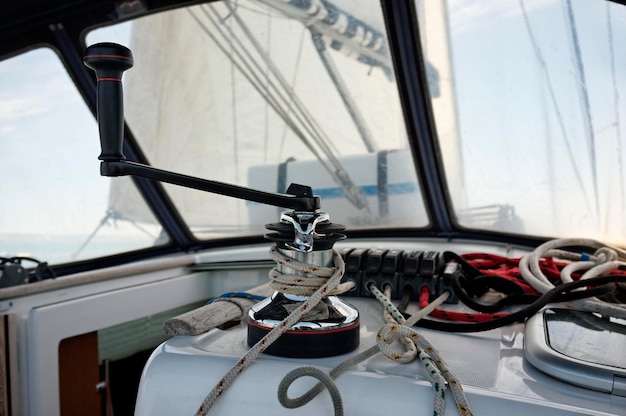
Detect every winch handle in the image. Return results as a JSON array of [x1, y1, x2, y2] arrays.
[[83, 42, 134, 162], [83, 43, 320, 212]]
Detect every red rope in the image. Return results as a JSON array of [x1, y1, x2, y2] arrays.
[[419, 286, 509, 323], [418, 253, 626, 323], [461, 253, 574, 295], [421, 253, 576, 323]]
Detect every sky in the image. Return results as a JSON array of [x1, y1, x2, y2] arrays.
[[439, 0, 626, 241]]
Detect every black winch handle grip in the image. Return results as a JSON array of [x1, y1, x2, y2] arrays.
[[83, 42, 134, 162]]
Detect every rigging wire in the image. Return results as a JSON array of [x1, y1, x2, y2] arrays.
[[278, 27, 306, 160], [218, 1, 344, 160], [563, 0, 599, 217], [263, 4, 270, 163], [190, 6, 322, 155], [71, 208, 156, 260], [310, 28, 378, 153], [224, 2, 242, 223], [606, 3, 626, 235], [222, 0, 369, 181], [190, 3, 370, 212], [518, 0, 593, 213]]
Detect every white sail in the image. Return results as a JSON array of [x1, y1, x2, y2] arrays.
[[110, 0, 431, 235]]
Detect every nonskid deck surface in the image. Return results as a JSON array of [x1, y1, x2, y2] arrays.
[[135, 297, 626, 415]]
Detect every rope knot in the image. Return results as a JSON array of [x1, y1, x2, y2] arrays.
[[376, 323, 417, 364]]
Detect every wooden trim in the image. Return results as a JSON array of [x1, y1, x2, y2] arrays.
[[0, 316, 8, 415], [58, 332, 102, 416]]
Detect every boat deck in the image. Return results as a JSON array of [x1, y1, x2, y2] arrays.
[[135, 297, 626, 415]]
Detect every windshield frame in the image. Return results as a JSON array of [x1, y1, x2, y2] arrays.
[[0, 0, 580, 277]]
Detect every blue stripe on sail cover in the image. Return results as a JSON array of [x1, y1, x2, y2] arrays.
[[314, 182, 418, 199], [246, 182, 418, 205]]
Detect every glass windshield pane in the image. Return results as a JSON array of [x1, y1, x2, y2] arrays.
[[419, 0, 626, 245], [88, 0, 427, 240], [0, 48, 167, 265]]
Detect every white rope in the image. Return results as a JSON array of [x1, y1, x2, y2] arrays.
[[268, 245, 355, 296], [198, 245, 471, 415], [276, 283, 466, 416], [370, 284, 472, 416], [519, 238, 626, 319], [381, 285, 418, 363], [195, 247, 345, 415], [376, 322, 472, 416]]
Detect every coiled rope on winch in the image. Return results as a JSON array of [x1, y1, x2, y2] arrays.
[[196, 246, 472, 415], [195, 247, 351, 416], [267, 246, 355, 296]]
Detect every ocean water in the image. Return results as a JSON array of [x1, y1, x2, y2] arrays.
[[0, 233, 158, 265]]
